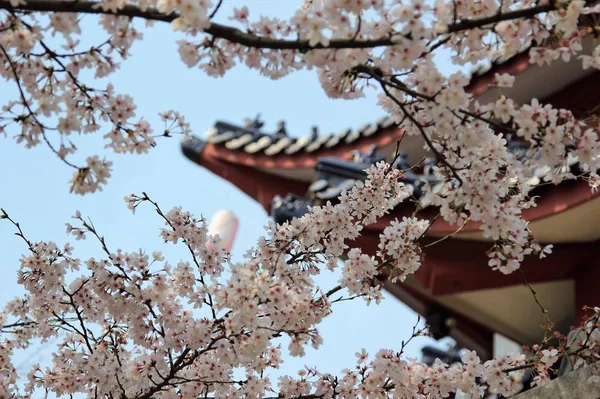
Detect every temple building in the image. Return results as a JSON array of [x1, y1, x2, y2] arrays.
[[181, 32, 600, 363]]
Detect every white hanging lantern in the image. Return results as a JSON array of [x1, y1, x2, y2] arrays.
[[207, 210, 239, 253]]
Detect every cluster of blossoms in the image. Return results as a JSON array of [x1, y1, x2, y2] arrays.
[[2, 165, 599, 398], [3, 0, 600, 397], [0, 8, 192, 194], [377, 216, 429, 281], [0, 0, 599, 181], [2, 166, 600, 397], [1, 0, 599, 269], [0, 165, 416, 397]]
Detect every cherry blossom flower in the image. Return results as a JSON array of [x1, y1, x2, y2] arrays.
[[494, 73, 516, 88], [540, 348, 559, 366]]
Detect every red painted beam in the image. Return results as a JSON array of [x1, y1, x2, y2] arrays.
[[353, 227, 593, 296], [194, 151, 600, 301], [419, 239, 591, 296], [466, 52, 531, 98]]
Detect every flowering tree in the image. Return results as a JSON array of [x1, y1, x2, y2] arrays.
[[2, 0, 600, 397]]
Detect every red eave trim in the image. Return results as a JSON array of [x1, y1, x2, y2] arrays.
[[195, 153, 310, 210], [416, 239, 591, 296]]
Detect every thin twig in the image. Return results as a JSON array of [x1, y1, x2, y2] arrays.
[[209, 0, 223, 19], [139, 192, 219, 320], [422, 216, 470, 248], [379, 83, 464, 186], [518, 269, 554, 345], [0, 43, 79, 169]]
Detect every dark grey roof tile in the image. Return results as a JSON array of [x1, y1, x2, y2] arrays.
[[378, 116, 396, 129], [337, 127, 352, 139], [181, 135, 207, 161], [362, 123, 379, 137], [324, 135, 341, 148]]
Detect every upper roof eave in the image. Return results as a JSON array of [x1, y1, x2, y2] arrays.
[[186, 32, 596, 173]]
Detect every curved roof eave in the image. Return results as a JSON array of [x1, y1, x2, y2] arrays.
[[185, 34, 595, 177]]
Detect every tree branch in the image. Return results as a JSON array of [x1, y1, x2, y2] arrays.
[[0, 0, 559, 50]]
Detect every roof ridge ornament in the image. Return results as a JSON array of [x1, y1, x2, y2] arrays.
[[275, 120, 288, 138], [423, 157, 437, 177], [243, 114, 265, 130], [351, 144, 385, 165], [310, 126, 319, 141]]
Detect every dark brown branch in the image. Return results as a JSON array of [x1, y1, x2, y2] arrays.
[[518, 269, 550, 318], [503, 362, 537, 373], [62, 286, 95, 353], [384, 137, 405, 177], [570, 312, 600, 355], [136, 340, 221, 399], [0, 0, 559, 50], [74, 215, 132, 280]]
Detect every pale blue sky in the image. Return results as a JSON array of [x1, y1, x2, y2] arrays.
[[0, 0, 454, 383]]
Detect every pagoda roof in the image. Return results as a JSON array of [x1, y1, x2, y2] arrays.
[[183, 115, 410, 181], [183, 33, 597, 183], [181, 33, 600, 353], [183, 29, 600, 213]]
